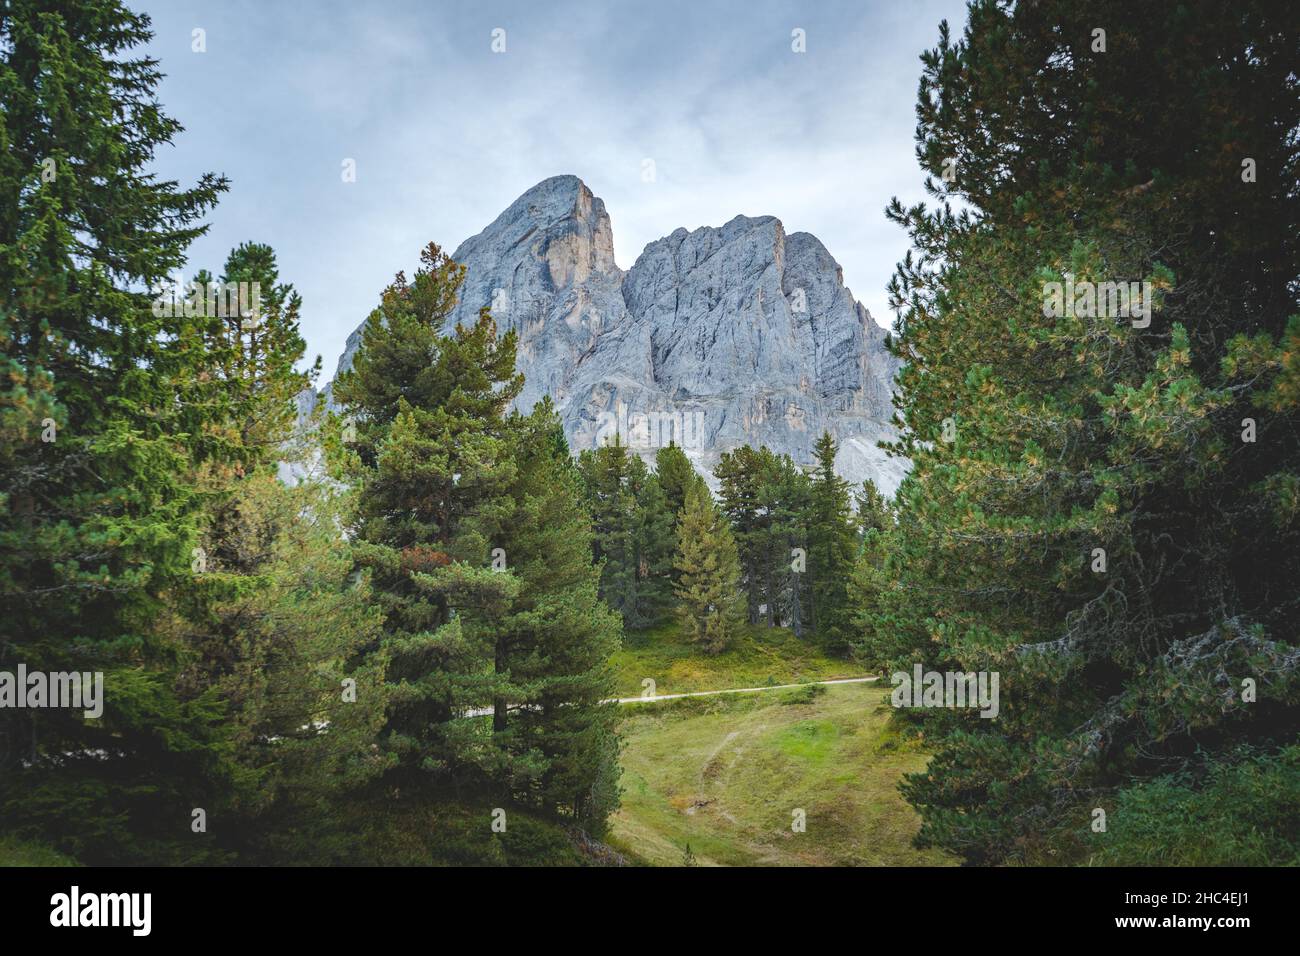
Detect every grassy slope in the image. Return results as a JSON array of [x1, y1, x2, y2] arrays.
[[609, 681, 954, 867], [0, 836, 78, 866], [610, 622, 865, 698], [344, 800, 595, 866]]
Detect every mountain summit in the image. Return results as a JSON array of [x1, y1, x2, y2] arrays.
[[328, 175, 905, 494]]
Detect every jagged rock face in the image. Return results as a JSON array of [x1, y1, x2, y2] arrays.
[[439, 176, 627, 416], [328, 174, 906, 495]]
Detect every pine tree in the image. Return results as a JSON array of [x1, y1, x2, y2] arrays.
[[769, 453, 813, 636], [0, 0, 233, 862], [489, 399, 622, 832], [673, 481, 744, 654], [163, 243, 389, 859], [806, 433, 856, 653], [175, 469, 391, 862], [654, 440, 697, 591], [578, 436, 636, 618], [854, 478, 888, 539], [654, 441, 696, 525], [333, 242, 523, 786], [577, 436, 673, 627], [716, 445, 815, 631], [216, 242, 318, 463], [875, 0, 1300, 862], [715, 445, 769, 624], [628, 452, 676, 622], [847, 478, 895, 671]]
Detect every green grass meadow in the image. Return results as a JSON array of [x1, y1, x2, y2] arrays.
[[609, 622, 864, 698], [608, 679, 953, 867]]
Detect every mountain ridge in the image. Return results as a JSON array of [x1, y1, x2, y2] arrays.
[[321, 174, 906, 495]]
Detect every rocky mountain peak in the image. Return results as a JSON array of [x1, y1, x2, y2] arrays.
[[327, 176, 906, 495]]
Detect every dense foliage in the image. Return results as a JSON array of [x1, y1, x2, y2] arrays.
[[859, 0, 1300, 864], [0, 0, 232, 862], [5, 0, 1294, 869], [0, 1, 620, 862], [332, 243, 622, 831]]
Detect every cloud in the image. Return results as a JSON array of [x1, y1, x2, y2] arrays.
[[141, 0, 969, 375]]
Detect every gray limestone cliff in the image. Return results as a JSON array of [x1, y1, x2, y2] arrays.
[[323, 174, 906, 495]]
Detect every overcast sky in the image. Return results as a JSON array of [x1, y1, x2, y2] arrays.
[[140, 0, 970, 380]]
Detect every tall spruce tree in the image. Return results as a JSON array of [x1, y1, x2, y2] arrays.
[[576, 436, 673, 627], [806, 432, 856, 652], [578, 436, 635, 616], [871, 0, 1300, 863], [654, 441, 696, 525], [174, 465, 391, 862], [214, 242, 318, 463], [673, 480, 744, 654], [769, 452, 813, 636], [716, 445, 814, 631], [854, 478, 888, 540], [847, 478, 895, 672], [715, 445, 770, 624], [655, 440, 696, 591], [489, 399, 622, 831], [0, 0, 234, 862], [628, 451, 675, 622]]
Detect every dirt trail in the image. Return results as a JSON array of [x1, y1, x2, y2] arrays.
[[615, 675, 877, 705]]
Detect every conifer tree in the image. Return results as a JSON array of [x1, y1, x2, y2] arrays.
[[715, 445, 769, 624], [654, 440, 697, 591], [0, 0, 232, 862], [216, 242, 318, 463], [175, 468, 391, 862], [577, 437, 673, 626], [874, 0, 1299, 862], [654, 441, 696, 525], [806, 432, 856, 652], [854, 478, 888, 540], [333, 242, 523, 786], [769, 452, 813, 636], [715, 445, 813, 631], [628, 452, 676, 621], [164, 243, 389, 859], [578, 436, 636, 617], [673, 481, 744, 653], [489, 399, 622, 831], [847, 478, 895, 672]]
